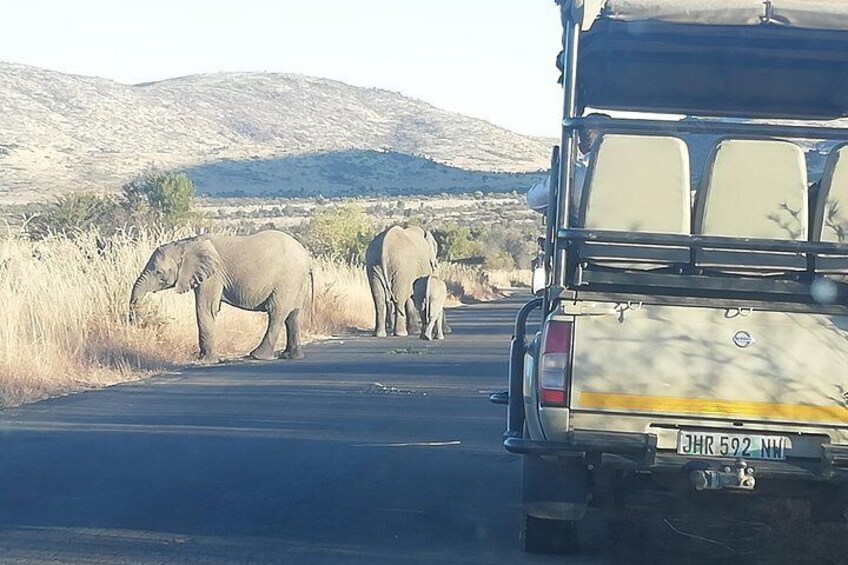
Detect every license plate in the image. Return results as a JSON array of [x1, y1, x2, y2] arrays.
[[676, 431, 789, 461]]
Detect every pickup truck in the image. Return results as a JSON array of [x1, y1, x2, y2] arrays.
[[499, 0, 848, 554]]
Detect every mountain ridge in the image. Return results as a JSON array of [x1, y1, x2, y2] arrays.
[[0, 62, 551, 203]]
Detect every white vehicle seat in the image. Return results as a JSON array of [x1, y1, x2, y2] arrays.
[[811, 144, 848, 272], [693, 139, 808, 272], [577, 134, 691, 269]]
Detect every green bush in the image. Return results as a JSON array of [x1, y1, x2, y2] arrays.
[[299, 205, 375, 263], [25, 170, 201, 240], [121, 171, 198, 229], [432, 226, 483, 261], [429, 223, 536, 269], [26, 193, 120, 240]]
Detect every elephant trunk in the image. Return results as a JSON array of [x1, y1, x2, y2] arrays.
[[128, 272, 152, 324]]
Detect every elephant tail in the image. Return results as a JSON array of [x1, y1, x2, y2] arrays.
[[424, 277, 431, 323], [371, 263, 396, 305], [308, 268, 316, 328]]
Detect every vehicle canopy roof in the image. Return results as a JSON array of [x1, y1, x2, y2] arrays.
[[562, 0, 848, 119], [572, 0, 848, 31]]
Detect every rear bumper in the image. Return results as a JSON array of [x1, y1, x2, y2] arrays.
[[504, 431, 848, 483]]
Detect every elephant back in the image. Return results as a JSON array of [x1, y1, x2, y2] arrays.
[[365, 228, 388, 268], [378, 226, 433, 277]]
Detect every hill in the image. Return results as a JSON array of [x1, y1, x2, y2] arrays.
[[0, 63, 551, 203]]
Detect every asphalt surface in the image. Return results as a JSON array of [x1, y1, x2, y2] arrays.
[[2, 294, 843, 564], [0, 293, 587, 565]]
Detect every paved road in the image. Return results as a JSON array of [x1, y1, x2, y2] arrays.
[[1, 295, 840, 565], [0, 294, 581, 565]]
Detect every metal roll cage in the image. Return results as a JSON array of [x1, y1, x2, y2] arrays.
[[546, 5, 848, 317]]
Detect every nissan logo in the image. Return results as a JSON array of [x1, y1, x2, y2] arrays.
[[733, 331, 755, 348]]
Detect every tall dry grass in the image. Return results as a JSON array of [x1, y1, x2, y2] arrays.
[[308, 257, 373, 336], [0, 230, 373, 407], [486, 268, 531, 291], [0, 229, 507, 408], [437, 263, 530, 304]]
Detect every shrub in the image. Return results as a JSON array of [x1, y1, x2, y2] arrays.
[[25, 170, 201, 240], [432, 225, 483, 261], [299, 205, 376, 263], [478, 225, 537, 270], [121, 171, 198, 229], [482, 252, 515, 271], [437, 262, 499, 303], [25, 193, 120, 240]]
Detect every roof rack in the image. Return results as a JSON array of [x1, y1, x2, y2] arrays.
[[567, 116, 848, 142]]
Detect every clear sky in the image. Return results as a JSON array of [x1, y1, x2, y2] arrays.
[[0, 0, 565, 138]]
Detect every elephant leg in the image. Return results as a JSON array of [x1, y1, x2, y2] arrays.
[[435, 313, 445, 340], [423, 309, 437, 341], [386, 299, 396, 334], [393, 299, 409, 337], [195, 282, 223, 363], [282, 308, 305, 360], [418, 311, 428, 340], [368, 267, 388, 337], [251, 306, 286, 361], [405, 298, 421, 336], [443, 313, 452, 334]]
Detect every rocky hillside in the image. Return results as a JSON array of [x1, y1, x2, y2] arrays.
[[0, 63, 551, 203]]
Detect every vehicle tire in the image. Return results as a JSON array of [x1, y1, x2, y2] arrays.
[[521, 454, 589, 554], [521, 514, 576, 554]]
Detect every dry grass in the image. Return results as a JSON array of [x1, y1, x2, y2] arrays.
[[0, 230, 507, 408], [0, 230, 369, 408], [308, 257, 373, 336], [437, 263, 501, 304], [2, 230, 161, 407], [436, 264, 530, 305], [486, 268, 531, 291]]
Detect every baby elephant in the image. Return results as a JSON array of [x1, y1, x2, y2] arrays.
[[412, 275, 448, 341]]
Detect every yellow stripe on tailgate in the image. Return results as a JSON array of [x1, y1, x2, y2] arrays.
[[578, 392, 848, 424]]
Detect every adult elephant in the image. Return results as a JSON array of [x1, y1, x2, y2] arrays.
[[366, 225, 438, 337], [129, 230, 312, 362]]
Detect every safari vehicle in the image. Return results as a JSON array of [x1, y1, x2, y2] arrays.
[[494, 0, 848, 554]]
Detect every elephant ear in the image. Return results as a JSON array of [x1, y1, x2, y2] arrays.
[[424, 230, 439, 271], [175, 238, 221, 294]]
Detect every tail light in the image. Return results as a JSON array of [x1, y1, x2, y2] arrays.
[[539, 319, 573, 407]]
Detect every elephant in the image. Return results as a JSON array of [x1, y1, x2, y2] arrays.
[[366, 225, 438, 337], [129, 230, 312, 363], [412, 275, 448, 341]]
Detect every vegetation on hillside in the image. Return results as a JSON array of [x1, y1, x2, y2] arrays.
[[121, 171, 199, 228], [299, 206, 375, 263], [18, 167, 543, 271], [24, 170, 201, 239], [187, 150, 546, 198]]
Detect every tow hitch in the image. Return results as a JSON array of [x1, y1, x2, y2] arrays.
[[690, 459, 756, 491]]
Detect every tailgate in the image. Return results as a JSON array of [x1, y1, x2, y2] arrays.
[[570, 303, 848, 428]]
